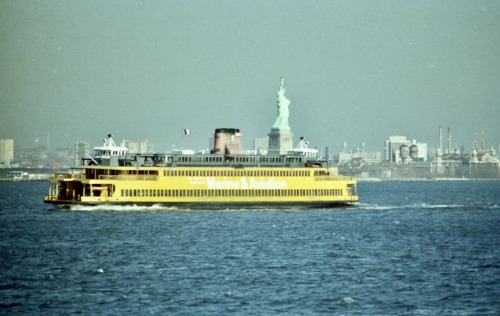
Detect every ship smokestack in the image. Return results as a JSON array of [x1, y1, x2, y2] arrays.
[[438, 125, 442, 153], [211, 128, 244, 155], [447, 126, 452, 154]]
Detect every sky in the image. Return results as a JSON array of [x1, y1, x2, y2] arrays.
[[1, 0, 499, 154]]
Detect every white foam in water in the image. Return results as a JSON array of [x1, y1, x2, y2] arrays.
[[359, 203, 470, 211], [359, 203, 399, 210], [423, 204, 464, 209], [67, 204, 178, 212], [339, 297, 356, 304]]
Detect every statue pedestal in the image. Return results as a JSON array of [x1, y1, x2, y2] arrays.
[[268, 128, 293, 155]]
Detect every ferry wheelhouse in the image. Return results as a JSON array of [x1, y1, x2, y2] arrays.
[[44, 129, 358, 208]]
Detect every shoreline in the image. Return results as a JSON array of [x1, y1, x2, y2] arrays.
[[356, 177, 500, 182]]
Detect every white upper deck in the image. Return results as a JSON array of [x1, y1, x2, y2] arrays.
[[94, 134, 128, 156]]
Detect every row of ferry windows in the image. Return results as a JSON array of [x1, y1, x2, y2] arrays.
[[163, 170, 322, 177], [121, 189, 343, 197], [176, 156, 287, 163]]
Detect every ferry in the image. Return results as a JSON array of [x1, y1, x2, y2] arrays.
[[44, 129, 358, 209]]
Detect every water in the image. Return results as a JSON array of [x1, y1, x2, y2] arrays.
[[1, 181, 499, 315]]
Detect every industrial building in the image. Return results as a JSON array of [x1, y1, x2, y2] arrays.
[[0, 139, 14, 168], [383, 136, 428, 164]]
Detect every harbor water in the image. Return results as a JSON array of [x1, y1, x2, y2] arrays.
[[1, 181, 499, 315]]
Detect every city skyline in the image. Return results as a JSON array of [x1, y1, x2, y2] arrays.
[[2, 125, 498, 155], [1, 1, 499, 152]]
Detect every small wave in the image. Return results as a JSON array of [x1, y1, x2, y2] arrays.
[[67, 204, 179, 213], [358, 203, 471, 211], [357, 204, 400, 210], [338, 297, 356, 304], [420, 204, 464, 209]]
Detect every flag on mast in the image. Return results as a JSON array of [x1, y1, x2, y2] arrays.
[[183, 129, 192, 135]]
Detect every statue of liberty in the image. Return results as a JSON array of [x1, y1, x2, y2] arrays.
[[272, 77, 290, 129]]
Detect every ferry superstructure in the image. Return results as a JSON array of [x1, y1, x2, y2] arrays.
[[44, 129, 358, 208]]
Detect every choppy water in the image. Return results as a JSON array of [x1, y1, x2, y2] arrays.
[[1, 181, 499, 315]]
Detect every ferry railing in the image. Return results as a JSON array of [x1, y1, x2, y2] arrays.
[[314, 175, 354, 181], [98, 175, 158, 181], [51, 173, 85, 180]]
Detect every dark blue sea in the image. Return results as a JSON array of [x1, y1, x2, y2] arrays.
[[1, 181, 499, 315]]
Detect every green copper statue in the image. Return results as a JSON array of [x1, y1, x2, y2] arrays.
[[272, 77, 291, 129]]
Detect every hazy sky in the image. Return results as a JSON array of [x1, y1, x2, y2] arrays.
[[1, 0, 499, 153]]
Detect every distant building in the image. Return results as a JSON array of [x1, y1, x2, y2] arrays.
[[253, 136, 269, 154], [123, 139, 154, 154], [14, 146, 48, 168], [384, 136, 427, 163], [0, 139, 14, 168], [335, 143, 381, 165], [74, 141, 91, 165], [432, 143, 499, 178], [384, 136, 408, 163]]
